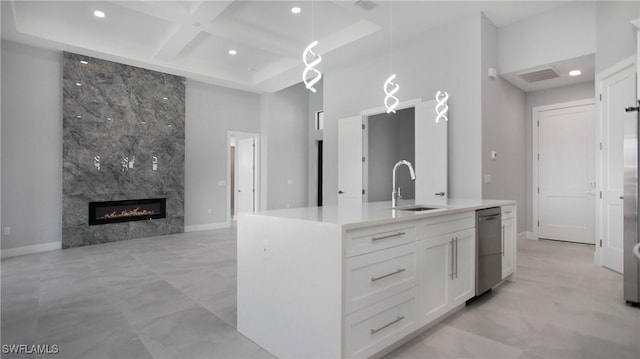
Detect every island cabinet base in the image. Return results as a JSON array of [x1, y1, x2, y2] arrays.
[[237, 213, 344, 358], [237, 202, 516, 358]]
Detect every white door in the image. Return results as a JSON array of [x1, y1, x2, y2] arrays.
[[236, 137, 255, 214], [538, 103, 595, 244], [415, 100, 448, 203], [338, 116, 363, 208], [601, 63, 636, 273]]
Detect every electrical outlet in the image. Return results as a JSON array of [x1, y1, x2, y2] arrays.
[[3, 227, 10, 235], [484, 174, 492, 183]]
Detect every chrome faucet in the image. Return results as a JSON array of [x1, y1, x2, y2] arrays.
[[392, 160, 416, 208]]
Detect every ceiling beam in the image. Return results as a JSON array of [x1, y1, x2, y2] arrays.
[[151, 1, 234, 61], [203, 17, 301, 59]]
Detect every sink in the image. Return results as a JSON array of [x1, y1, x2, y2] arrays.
[[391, 205, 440, 212]]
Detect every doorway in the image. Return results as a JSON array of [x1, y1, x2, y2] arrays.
[[533, 99, 596, 244], [228, 132, 260, 221], [317, 140, 323, 207]]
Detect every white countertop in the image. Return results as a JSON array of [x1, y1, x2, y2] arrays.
[[244, 199, 515, 230]]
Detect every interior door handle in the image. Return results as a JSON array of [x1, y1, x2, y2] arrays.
[[434, 192, 445, 197], [338, 190, 344, 194]]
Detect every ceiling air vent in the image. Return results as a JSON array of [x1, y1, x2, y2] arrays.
[[518, 67, 559, 83], [353, 0, 378, 11]]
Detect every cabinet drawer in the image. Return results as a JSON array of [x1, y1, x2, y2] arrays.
[[418, 212, 475, 239], [345, 223, 417, 257], [501, 205, 515, 219], [345, 243, 418, 313], [344, 288, 417, 358]]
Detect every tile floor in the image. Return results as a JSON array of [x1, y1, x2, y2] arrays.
[[1, 227, 639, 358]]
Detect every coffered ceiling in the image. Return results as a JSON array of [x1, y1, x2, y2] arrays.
[[2, 1, 575, 93]]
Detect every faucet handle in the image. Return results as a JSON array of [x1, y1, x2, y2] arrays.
[[397, 187, 402, 200]]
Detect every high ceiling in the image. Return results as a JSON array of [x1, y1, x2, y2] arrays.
[[2, 0, 582, 93]]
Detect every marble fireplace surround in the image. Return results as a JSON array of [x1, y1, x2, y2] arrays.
[[62, 52, 185, 248]]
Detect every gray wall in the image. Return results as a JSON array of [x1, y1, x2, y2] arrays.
[[498, 2, 596, 74], [595, 1, 639, 72], [367, 108, 415, 202], [1, 40, 312, 250], [185, 80, 261, 229], [323, 13, 483, 205], [1, 41, 63, 250], [1, 3, 3, 255], [481, 14, 527, 233], [524, 81, 595, 232], [261, 82, 309, 210]]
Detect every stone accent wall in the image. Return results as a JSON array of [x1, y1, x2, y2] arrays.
[[62, 52, 185, 248]]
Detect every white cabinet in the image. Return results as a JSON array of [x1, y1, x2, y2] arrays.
[[239, 202, 515, 359], [501, 205, 516, 280], [449, 228, 476, 306], [344, 288, 418, 358], [344, 213, 475, 357], [420, 233, 451, 324], [419, 228, 475, 325], [345, 242, 419, 313]]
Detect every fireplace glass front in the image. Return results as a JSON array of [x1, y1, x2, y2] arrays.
[[88, 198, 166, 225]]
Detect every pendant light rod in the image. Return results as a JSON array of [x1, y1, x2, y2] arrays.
[[302, 0, 322, 93], [384, 0, 399, 114]]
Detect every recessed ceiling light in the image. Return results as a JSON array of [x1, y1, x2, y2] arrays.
[[107, 117, 113, 121], [76, 115, 82, 119], [80, 60, 88, 65], [569, 69, 582, 77], [75, 82, 82, 86], [291, 7, 302, 14], [228, 49, 237, 55], [93, 10, 105, 18], [163, 97, 168, 100]]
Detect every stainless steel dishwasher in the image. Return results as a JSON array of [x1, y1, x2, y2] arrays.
[[476, 207, 502, 296]]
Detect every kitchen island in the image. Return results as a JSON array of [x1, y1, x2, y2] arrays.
[[237, 199, 516, 358]]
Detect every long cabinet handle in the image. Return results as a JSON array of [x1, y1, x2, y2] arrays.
[[455, 237, 458, 279], [371, 268, 406, 282], [371, 232, 406, 241], [450, 239, 455, 280], [501, 225, 505, 256], [370, 316, 405, 335]]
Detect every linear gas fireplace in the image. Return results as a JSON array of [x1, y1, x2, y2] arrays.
[[88, 198, 166, 225]]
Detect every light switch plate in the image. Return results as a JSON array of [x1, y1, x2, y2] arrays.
[[484, 174, 492, 183]]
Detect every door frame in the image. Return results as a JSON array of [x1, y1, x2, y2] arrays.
[[361, 98, 422, 202], [595, 55, 636, 266], [227, 131, 261, 223], [531, 98, 596, 241]]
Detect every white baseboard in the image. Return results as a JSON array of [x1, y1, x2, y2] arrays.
[[184, 222, 231, 232], [1, 241, 61, 259], [526, 231, 538, 240]]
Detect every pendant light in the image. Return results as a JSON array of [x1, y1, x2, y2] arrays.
[[435, 17, 449, 123], [384, 1, 399, 113], [303, 41, 322, 93], [302, 0, 322, 93]]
